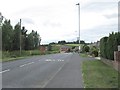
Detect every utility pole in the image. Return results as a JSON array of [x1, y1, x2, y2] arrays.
[[20, 19, 22, 56], [76, 3, 80, 52], [118, 1, 120, 32]]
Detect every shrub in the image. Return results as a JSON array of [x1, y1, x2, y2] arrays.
[[84, 45, 90, 52], [100, 32, 120, 60], [91, 50, 98, 57], [81, 45, 90, 53]]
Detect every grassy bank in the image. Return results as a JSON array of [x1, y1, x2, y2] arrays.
[[80, 53, 89, 57], [82, 60, 120, 88], [1, 50, 59, 62]]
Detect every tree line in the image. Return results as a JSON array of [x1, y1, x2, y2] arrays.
[[2, 19, 41, 51], [50, 40, 85, 45], [100, 32, 120, 60]]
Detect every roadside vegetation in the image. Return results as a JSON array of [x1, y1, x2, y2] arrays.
[[100, 32, 120, 60], [80, 53, 89, 57], [2, 50, 60, 62], [80, 44, 99, 57], [82, 60, 120, 88], [65, 44, 80, 47]]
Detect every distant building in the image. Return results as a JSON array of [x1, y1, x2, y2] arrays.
[[40, 45, 48, 53], [60, 45, 71, 53], [73, 46, 79, 52], [91, 41, 100, 48]]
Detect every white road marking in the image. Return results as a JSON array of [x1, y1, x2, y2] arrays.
[[45, 59, 64, 62], [41, 60, 67, 88], [19, 62, 34, 67], [0, 69, 10, 73], [45, 59, 51, 61]]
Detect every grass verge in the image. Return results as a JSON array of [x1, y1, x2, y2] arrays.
[[1, 50, 60, 62], [82, 60, 120, 88], [80, 53, 89, 57]]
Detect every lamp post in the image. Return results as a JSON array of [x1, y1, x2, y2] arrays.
[[0, 13, 6, 26], [0, 13, 3, 26], [20, 19, 22, 56], [76, 3, 80, 52]]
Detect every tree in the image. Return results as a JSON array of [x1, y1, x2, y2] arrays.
[[2, 20, 13, 51], [107, 33, 115, 60], [21, 26, 27, 50], [48, 44, 52, 51], [80, 40, 85, 44], [12, 23, 20, 50], [25, 30, 40, 50], [100, 32, 120, 60], [58, 40, 66, 44], [100, 37, 108, 58], [2, 18, 41, 51], [27, 32, 34, 50], [84, 45, 90, 52], [34, 31, 40, 49]]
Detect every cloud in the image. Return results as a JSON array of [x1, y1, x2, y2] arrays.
[[82, 2, 117, 12], [0, 0, 119, 44], [22, 18, 34, 25], [43, 21, 62, 28], [80, 23, 118, 42], [104, 13, 118, 19]]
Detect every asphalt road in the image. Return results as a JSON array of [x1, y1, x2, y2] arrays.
[[2, 53, 84, 88]]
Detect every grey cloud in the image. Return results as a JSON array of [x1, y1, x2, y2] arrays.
[[80, 23, 118, 42], [104, 13, 118, 19], [22, 18, 34, 25], [43, 21, 62, 27], [14, 5, 55, 17], [82, 2, 117, 12]]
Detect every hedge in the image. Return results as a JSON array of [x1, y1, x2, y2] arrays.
[[100, 32, 120, 60]]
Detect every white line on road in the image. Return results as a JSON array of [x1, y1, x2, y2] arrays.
[[19, 62, 35, 67], [41, 60, 68, 88], [0, 69, 10, 73]]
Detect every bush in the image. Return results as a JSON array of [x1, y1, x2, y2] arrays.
[[91, 50, 98, 57], [100, 37, 108, 58], [30, 50, 41, 55], [100, 32, 120, 60], [90, 46, 99, 57], [81, 45, 90, 53], [84, 45, 90, 52]]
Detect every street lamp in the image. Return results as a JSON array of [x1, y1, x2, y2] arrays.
[[0, 13, 3, 26], [0, 13, 6, 26], [76, 3, 80, 52], [118, 1, 120, 32], [19, 19, 22, 56]]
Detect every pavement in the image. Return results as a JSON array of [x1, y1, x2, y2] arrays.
[[2, 53, 84, 88]]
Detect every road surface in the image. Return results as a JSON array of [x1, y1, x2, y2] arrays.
[[2, 53, 84, 88]]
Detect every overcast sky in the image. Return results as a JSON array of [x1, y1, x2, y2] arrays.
[[0, 0, 119, 44]]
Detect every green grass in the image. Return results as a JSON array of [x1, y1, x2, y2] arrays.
[[80, 53, 88, 57], [1, 49, 60, 62], [82, 60, 120, 88], [65, 44, 80, 46], [1, 56, 29, 62], [1, 50, 41, 62], [51, 44, 60, 51]]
